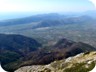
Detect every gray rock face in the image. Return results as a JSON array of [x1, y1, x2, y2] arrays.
[[15, 51, 96, 72]]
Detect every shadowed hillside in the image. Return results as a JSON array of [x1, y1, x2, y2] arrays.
[[0, 34, 96, 72]]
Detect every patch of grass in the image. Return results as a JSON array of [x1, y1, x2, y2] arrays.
[[63, 63, 88, 72]]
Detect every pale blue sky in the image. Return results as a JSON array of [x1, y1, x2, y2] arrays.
[[0, 0, 95, 13], [0, 0, 95, 20]]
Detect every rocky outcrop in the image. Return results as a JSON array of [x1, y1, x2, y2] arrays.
[[15, 51, 96, 72]]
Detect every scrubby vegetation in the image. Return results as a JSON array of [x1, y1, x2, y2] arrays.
[[15, 51, 96, 72], [64, 62, 95, 72]]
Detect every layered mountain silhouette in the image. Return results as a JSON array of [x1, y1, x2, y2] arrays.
[[0, 13, 95, 29], [0, 34, 96, 72]]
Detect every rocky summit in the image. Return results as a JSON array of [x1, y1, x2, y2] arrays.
[[15, 51, 96, 72]]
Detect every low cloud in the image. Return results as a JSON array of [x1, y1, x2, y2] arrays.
[[90, 0, 96, 8]]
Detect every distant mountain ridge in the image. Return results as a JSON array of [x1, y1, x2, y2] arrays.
[[0, 13, 64, 26], [0, 13, 95, 28]]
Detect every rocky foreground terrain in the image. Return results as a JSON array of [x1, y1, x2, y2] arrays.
[[15, 51, 96, 72]]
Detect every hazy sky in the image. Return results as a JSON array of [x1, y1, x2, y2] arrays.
[[90, 0, 96, 7], [0, 0, 95, 13], [0, 0, 95, 20]]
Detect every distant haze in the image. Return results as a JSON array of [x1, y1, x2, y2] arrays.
[[0, 0, 95, 20], [90, 0, 96, 7]]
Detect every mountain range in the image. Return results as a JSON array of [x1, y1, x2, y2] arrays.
[[0, 11, 96, 72], [0, 13, 95, 28]]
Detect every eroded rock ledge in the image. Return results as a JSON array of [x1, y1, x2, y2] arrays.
[[15, 51, 96, 72]]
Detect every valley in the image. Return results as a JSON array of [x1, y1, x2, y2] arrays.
[[0, 13, 96, 47], [0, 13, 96, 72]]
